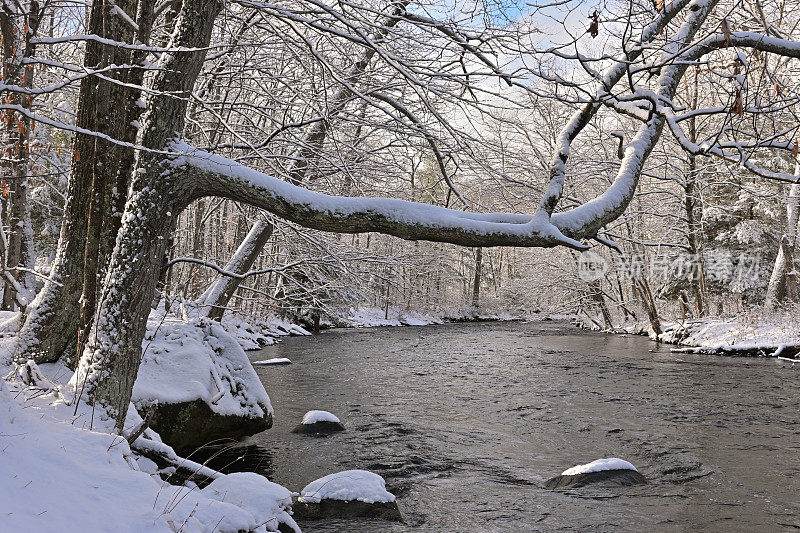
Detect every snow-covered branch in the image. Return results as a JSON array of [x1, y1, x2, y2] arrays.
[[168, 141, 588, 250]]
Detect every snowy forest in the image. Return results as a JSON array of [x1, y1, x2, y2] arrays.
[[2, 0, 800, 530]]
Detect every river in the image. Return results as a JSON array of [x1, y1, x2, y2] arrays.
[[196, 320, 800, 531]]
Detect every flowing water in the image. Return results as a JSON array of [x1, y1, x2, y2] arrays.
[[197, 320, 800, 532]]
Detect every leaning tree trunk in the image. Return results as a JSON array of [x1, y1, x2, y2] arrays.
[[200, 219, 273, 320], [195, 2, 410, 320], [634, 276, 662, 336]]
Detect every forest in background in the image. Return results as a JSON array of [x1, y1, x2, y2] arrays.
[[0, 0, 797, 425]]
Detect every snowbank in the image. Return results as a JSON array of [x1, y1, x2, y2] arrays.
[[221, 314, 310, 351], [0, 372, 297, 532], [344, 306, 444, 327], [659, 315, 800, 356], [202, 472, 299, 532], [599, 312, 800, 358], [301, 410, 340, 424], [298, 470, 395, 504], [341, 306, 520, 328], [561, 458, 638, 476]]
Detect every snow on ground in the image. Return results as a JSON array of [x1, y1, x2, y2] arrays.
[[342, 306, 520, 328], [253, 357, 292, 365], [221, 314, 310, 350], [201, 473, 299, 532], [0, 365, 298, 532], [135, 316, 272, 418], [301, 410, 340, 424], [658, 313, 800, 354], [344, 306, 444, 327], [298, 470, 395, 504], [561, 458, 638, 476], [597, 310, 800, 356]]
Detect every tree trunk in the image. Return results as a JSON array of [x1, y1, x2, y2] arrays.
[[634, 277, 662, 336], [471, 247, 482, 308], [765, 162, 800, 309], [3, 169, 36, 311], [684, 67, 707, 316], [16, 0, 151, 364], [201, 220, 274, 320], [74, 0, 224, 427], [589, 280, 613, 330], [0, 0, 40, 311]]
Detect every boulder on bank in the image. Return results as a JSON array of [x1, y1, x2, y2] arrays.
[[132, 318, 274, 453], [145, 399, 271, 453], [544, 458, 648, 489], [292, 470, 401, 521], [292, 410, 345, 434]]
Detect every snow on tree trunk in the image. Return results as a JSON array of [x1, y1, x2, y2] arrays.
[[16, 0, 150, 364], [73, 0, 224, 428], [765, 161, 800, 309], [200, 219, 274, 320]]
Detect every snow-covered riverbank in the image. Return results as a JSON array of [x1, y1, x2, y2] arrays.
[[0, 346, 300, 532], [340, 305, 517, 328], [578, 311, 800, 359]]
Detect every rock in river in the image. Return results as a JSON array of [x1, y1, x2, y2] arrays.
[[292, 470, 402, 521], [544, 458, 648, 489], [292, 410, 345, 434]]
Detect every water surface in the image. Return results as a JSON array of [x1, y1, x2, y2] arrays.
[[203, 321, 800, 531]]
